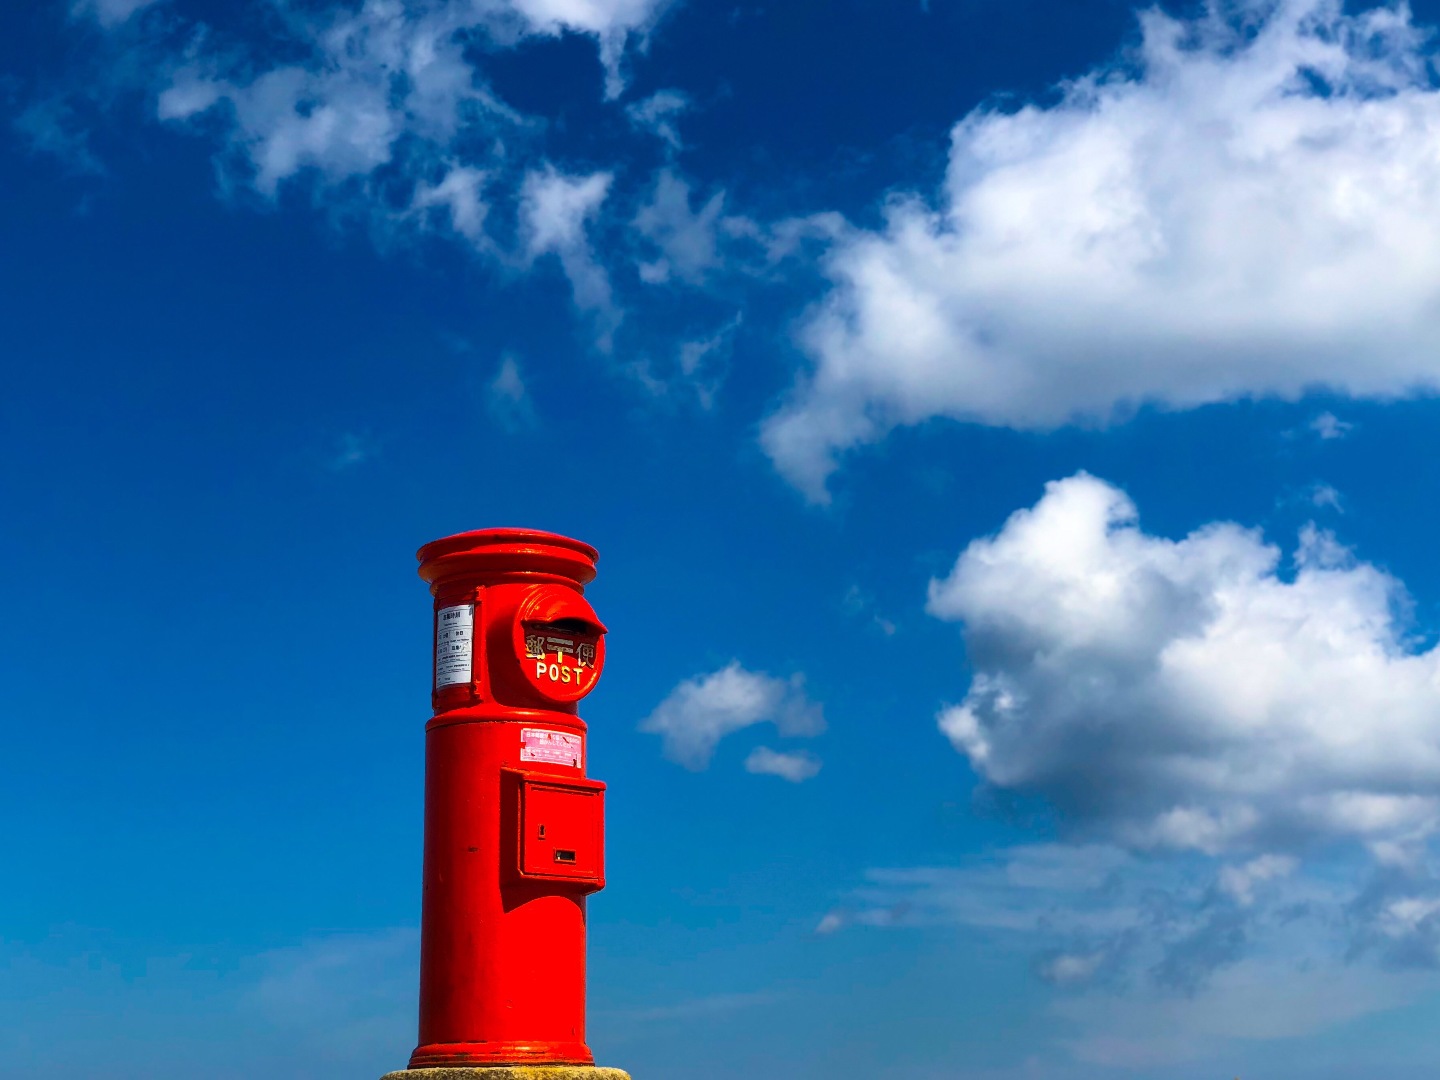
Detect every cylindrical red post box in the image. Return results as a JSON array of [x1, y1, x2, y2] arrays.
[[407, 529, 610, 1069]]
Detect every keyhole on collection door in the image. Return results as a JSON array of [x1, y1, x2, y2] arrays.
[[538, 825, 546, 839]]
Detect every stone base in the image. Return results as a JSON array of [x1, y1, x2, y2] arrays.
[[381, 1069, 630, 1080]]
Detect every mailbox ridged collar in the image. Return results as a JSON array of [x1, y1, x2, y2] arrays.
[[417, 529, 599, 591]]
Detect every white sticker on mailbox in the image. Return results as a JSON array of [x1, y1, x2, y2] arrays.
[[520, 728, 583, 769], [434, 604, 474, 688]]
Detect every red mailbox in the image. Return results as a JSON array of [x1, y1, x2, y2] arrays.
[[407, 528, 610, 1069]]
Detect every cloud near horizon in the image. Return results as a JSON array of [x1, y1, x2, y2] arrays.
[[818, 838, 1434, 1064]]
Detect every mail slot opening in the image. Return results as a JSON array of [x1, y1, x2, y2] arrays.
[[543, 617, 603, 635], [554, 849, 577, 864]]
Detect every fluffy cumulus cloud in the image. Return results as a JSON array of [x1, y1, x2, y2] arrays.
[[763, 0, 1440, 499], [640, 661, 824, 771], [863, 471, 1440, 1016], [929, 472, 1440, 859]]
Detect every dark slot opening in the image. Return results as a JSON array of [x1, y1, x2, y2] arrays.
[[554, 849, 577, 864], [543, 618, 598, 635]]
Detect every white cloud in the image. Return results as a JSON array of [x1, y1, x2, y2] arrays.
[[521, 166, 611, 251], [633, 169, 726, 285], [327, 432, 378, 470], [1311, 410, 1355, 440], [13, 97, 105, 175], [487, 354, 535, 429], [154, 69, 223, 122], [674, 333, 724, 407], [71, 0, 161, 27], [639, 661, 824, 770], [157, 4, 479, 195], [153, 0, 666, 198], [763, 0, 1440, 499], [1055, 955, 1429, 1067], [618, 313, 740, 408], [842, 583, 899, 636], [820, 840, 1435, 1061], [626, 89, 689, 150], [508, 0, 667, 35], [1377, 895, 1440, 939], [1217, 854, 1298, 907], [520, 166, 618, 339], [411, 165, 489, 246], [819, 845, 1140, 943], [1307, 481, 1344, 511], [744, 746, 822, 782], [508, 0, 673, 97], [929, 472, 1440, 860], [1040, 950, 1107, 985]]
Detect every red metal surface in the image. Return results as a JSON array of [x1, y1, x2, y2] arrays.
[[409, 529, 608, 1069]]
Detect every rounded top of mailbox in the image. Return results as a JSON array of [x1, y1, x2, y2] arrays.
[[417, 528, 599, 590]]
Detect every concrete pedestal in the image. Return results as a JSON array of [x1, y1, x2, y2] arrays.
[[382, 1069, 630, 1080]]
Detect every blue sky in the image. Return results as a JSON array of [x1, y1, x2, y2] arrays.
[[12, 0, 1440, 1076]]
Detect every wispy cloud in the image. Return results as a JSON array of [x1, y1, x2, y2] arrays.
[[633, 169, 726, 286], [1307, 481, 1343, 511], [326, 432, 378, 471], [486, 354, 536, 430], [410, 166, 490, 249], [608, 988, 785, 1023], [244, 928, 418, 1059], [1310, 411, 1355, 441], [819, 841, 1434, 1064], [743, 746, 822, 783], [625, 89, 689, 151], [71, 0, 163, 28], [520, 166, 619, 346], [640, 661, 824, 770], [120, 0, 669, 276], [842, 584, 898, 636], [13, 96, 105, 175], [0, 927, 418, 1076]]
